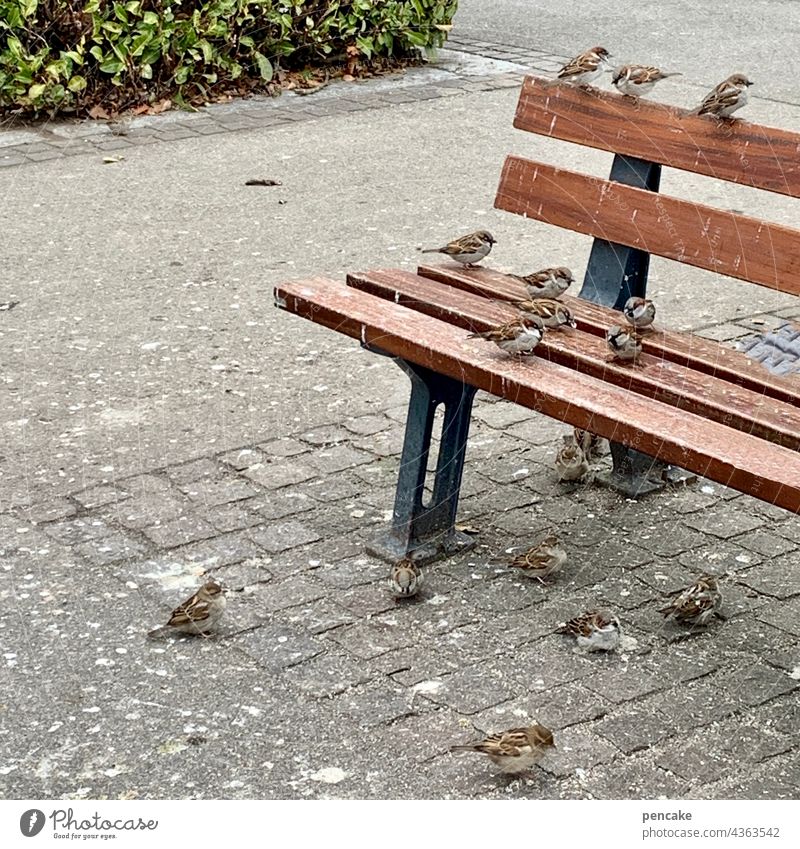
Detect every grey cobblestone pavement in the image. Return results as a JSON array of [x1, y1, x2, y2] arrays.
[[1, 38, 799, 801]]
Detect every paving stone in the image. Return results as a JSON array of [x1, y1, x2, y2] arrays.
[[579, 757, 688, 799], [735, 530, 796, 559], [754, 596, 800, 638], [259, 438, 309, 457], [108, 492, 188, 530], [596, 706, 677, 754], [164, 458, 222, 484], [426, 663, 518, 715], [737, 555, 800, 599], [43, 516, 111, 545], [75, 530, 149, 566], [205, 557, 273, 590], [634, 523, 709, 557], [473, 682, 611, 733], [299, 424, 353, 445], [218, 447, 266, 470], [275, 598, 355, 635], [342, 414, 391, 436], [326, 619, 413, 660], [249, 520, 321, 553], [677, 541, 761, 574], [333, 681, 418, 728], [683, 509, 764, 540], [242, 457, 318, 489], [233, 623, 325, 672], [372, 644, 461, 686], [72, 484, 130, 509], [649, 676, 741, 731], [119, 473, 173, 495], [142, 515, 217, 548], [720, 662, 799, 708], [286, 652, 376, 697], [19, 498, 78, 524], [179, 476, 261, 506], [199, 502, 263, 533], [251, 490, 316, 520], [336, 582, 400, 618], [259, 574, 327, 612], [305, 444, 374, 475], [540, 723, 620, 778]]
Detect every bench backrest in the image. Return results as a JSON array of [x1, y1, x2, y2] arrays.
[[495, 76, 800, 301]]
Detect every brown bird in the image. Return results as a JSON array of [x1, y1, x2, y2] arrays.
[[557, 47, 612, 87], [504, 297, 577, 330], [693, 74, 753, 119], [660, 574, 723, 626], [421, 230, 496, 267], [611, 64, 681, 98], [557, 610, 621, 651], [468, 316, 545, 356], [147, 580, 227, 639], [451, 724, 556, 774], [506, 534, 567, 582]]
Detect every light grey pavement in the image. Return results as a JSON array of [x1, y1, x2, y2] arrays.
[[0, 26, 799, 800], [453, 0, 800, 104]]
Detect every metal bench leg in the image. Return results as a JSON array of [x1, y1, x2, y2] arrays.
[[581, 153, 696, 497], [367, 360, 477, 564]]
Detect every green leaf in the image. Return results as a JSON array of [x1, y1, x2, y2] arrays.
[[27, 83, 46, 100], [89, 45, 104, 62], [99, 58, 124, 74], [140, 63, 152, 80], [254, 52, 273, 81], [142, 11, 159, 25], [67, 75, 87, 92]]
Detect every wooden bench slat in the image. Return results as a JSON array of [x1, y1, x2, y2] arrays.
[[417, 263, 800, 406], [514, 76, 800, 198], [275, 278, 800, 513], [347, 268, 800, 451], [495, 156, 800, 296]]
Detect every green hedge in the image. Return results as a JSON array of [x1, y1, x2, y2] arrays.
[[0, 1, 458, 115]]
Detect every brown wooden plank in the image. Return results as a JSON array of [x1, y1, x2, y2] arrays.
[[494, 156, 800, 296], [514, 75, 800, 198], [417, 262, 800, 406], [347, 268, 800, 451], [274, 277, 800, 513]]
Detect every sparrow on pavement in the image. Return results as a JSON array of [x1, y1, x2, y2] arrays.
[[505, 297, 577, 330], [511, 267, 574, 300], [557, 47, 612, 87], [623, 296, 656, 330], [693, 74, 753, 119], [147, 580, 227, 639], [506, 533, 567, 582], [421, 230, 496, 267], [660, 574, 723, 626], [611, 64, 681, 98], [468, 316, 544, 356], [555, 436, 590, 481], [558, 610, 622, 651], [451, 724, 556, 775], [606, 325, 642, 362], [388, 557, 423, 598], [573, 427, 609, 459]]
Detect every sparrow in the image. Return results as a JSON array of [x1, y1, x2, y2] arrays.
[[557, 610, 621, 651], [693, 74, 753, 119], [606, 325, 642, 363], [660, 574, 723, 626], [504, 297, 577, 330], [467, 316, 544, 356], [573, 427, 608, 459], [511, 266, 574, 300], [421, 230, 496, 267], [555, 436, 589, 481], [557, 46, 612, 87], [147, 580, 227, 639], [506, 533, 567, 582], [611, 64, 681, 98], [388, 558, 422, 598], [623, 296, 656, 329], [451, 724, 556, 775]]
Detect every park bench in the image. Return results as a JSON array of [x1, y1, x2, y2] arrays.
[[274, 75, 800, 563]]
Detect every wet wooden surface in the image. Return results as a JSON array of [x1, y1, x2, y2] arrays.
[[418, 263, 800, 406], [494, 156, 800, 296], [275, 277, 800, 512], [513, 75, 800, 198], [348, 268, 800, 451]]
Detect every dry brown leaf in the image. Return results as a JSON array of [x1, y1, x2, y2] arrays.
[[88, 105, 110, 120]]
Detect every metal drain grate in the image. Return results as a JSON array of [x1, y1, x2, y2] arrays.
[[736, 322, 800, 376]]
